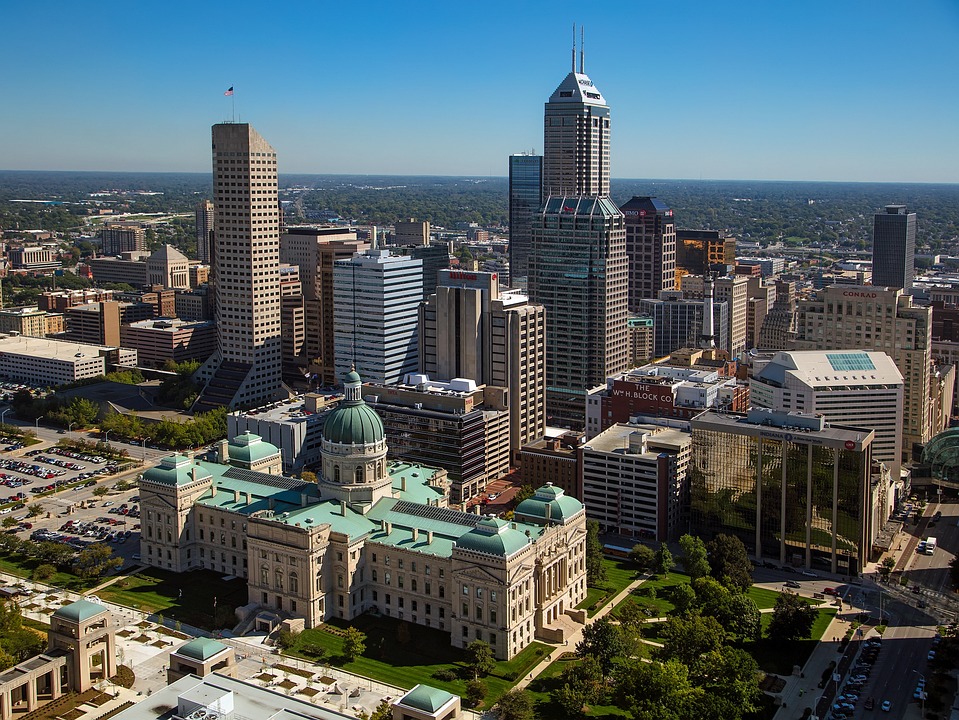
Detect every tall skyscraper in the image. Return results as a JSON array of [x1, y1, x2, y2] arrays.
[[194, 123, 283, 410], [872, 204, 916, 290], [530, 196, 628, 426], [542, 35, 610, 196], [508, 153, 542, 282], [333, 249, 422, 385], [620, 196, 676, 308], [419, 269, 547, 453], [195, 200, 214, 263]]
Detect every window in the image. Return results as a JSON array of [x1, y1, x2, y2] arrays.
[[371, 553, 377, 563], [439, 585, 445, 598], [399, 559, 404, 569], [439, 607, 445, 618], [463, 585, 469, 596], [289, 572, 298, 594], [490, 608, 497, 624], [462, 603, 468, 616], [260, 567, 269, 585], [372, 570, 378, 582], [411, 579, 417, 592], [385, 572, 391, 586], [476, 588, 483, 599]]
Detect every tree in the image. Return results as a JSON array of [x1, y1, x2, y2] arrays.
[[615, 658, 700, 720], [465, 639, 496, 678], [342, 627, 366, 662], [655, 543, 674, 576], [74, 544, 123, 579], [688, 646, 761, 718], [585, 520, 607, 586], [678, 534, 710, 580], [359, 701, 392, 720], [880, 556, 896, 582], [276, 628, 298, 650], [1, 517, 17, 530], [617, 601, 648, 632], [726, 594, 762, 642], [27, 503, 43, 517], [670, 583, 697, 615], [706, 534, 752, 592], [767, 593, 818, 641], [577, 617, 630, 676], [658, 613, 725, 666], [465, 678, 487, 708], [629, 543, 656, 571], [300, 470, 318, 484], [553, 654, 605, 717], [494, 689, 534, 720], [32, 564, 56, 581], [92, 486, 109, 498]]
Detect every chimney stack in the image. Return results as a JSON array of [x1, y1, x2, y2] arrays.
[[427, 530, 433, 545], [411, 528, 419, 542]]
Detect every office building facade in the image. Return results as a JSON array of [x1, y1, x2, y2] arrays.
[[872, 204, 916, 290], [620, 196, 676, 308], [508, 153, 543, 281], [99, 225, 146, 255], [194, 123, 284, 410], [195, 200, 214, 263], [638, 292, 728, 358]]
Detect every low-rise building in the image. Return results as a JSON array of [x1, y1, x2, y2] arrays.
[[0, 306, 51, 337], [517, 431, 583, 500], [0, 335, 136, 386], [119, 317, 216, 368]]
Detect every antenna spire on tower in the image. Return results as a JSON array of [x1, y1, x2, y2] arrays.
[[580, 26, 585, 73], [571, 23, 576, 72]]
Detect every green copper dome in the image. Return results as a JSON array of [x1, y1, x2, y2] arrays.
[[323, 370, 385, 446], [228, 432, 279, 464], [455, 517, 530, 557], [53, 598, 108, 623], [515, 483, 583, 524]]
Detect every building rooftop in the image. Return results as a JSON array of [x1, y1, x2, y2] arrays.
[[515, 483, 585, 524], [126, 317, 215, 332], [175, 637, 229, 661], [0, 334, 119, 359], [583, 423, 691, 455], [755, 350, 903, 388], [691, 409, 874, 451], [396, 685, 457, 714], [53, 598, 108, 623], [548, 71, 606, 106]]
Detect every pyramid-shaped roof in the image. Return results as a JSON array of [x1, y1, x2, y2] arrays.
[[548, 71, 606, 107]]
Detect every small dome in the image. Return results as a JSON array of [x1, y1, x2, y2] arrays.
[[177, 637, 229, 661], [228, 432, 279, 464], [323, 370, 385, 446], [455, 517, 529, 557], [515, 483, 583, 524], [53, 598, 108, 623]]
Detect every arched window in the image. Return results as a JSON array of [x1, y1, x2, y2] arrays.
[[275, 569, 284, 591], [289, 571, 299, 594], [260, 566, 269, 586]]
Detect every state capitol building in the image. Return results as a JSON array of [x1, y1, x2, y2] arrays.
[[139, 371, 587, 659]]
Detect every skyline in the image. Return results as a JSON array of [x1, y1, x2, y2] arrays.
[[2, 0, 958, 183]]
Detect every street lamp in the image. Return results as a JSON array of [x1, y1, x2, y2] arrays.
[[104, 430, 110, 445], [142, 437, 151, 464], [68, 422, 75, 434], [0, 408, 9, 425], [35, 415, 43, 430]]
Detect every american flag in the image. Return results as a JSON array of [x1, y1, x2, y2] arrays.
[[224, 87, 234, 96]]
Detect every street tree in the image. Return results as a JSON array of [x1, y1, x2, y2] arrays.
[[26, 503, 43, 517], [615, 658, 700, 720], [706, 534, 752, 592], [342, 627, 366, 662], [577, 617, 630, 676], [880, 556, 896, 581], [465, 639, 496, 678], [585, 520, 607, 586], [678, 534, 710, 579], [767, 592, 818, 641], [465, 678, 487, 708], [494, 689, 534, 720], [655, 543, 674, 576], [93, 486, 109, 498], [629, 543, 656, 571], [1, 518, 17, 530]]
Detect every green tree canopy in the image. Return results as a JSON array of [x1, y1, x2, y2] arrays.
[[585, 520, 607, 586], [577, 617, 630, 676], [342, 627, 366, 662], [494, 689, 534, 720], [629, 544, 656, 571], [767, 592, 818, 641], [655, 543, 674, 576], [465, 639, 496, 679], [658, 613, 725, 666], [678, 534, 710, 579], [706, 534, 752, 592]]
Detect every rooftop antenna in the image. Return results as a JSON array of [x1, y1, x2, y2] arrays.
[[580, 26, 585, 74], [571, 23, 576, 73]]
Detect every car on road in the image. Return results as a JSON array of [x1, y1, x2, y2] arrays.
[[823, 587, 838, 595], [928, 650, 936, 661], [881, 700, 891, 711], [103, 501, 113, 507], [801, 570, 818, 577], [784, 580, 801, 589]]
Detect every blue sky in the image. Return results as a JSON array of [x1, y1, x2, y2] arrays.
[[2, 0, 958, 182]]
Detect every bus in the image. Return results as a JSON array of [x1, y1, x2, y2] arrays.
[[924, 537, 937, 555]]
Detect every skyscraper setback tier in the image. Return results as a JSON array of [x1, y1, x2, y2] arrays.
[[871, 204, 916, 290], [508, 153, 543, 281], [543, 70, 610, 196], [529, 195, 628, 427], [194, 123, 284, 411]]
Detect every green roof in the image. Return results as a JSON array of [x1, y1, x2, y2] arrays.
[[228, 433, 279, 465], [177, 637, 229, 661], [344, 369, 362, 385], [399, 684, 456, 713], [53, 599, 107, 622], [455, 517, 530, 557], [322, 400, 384, 446], [515, 483, 583, 524], [141, 455, 210, 486]]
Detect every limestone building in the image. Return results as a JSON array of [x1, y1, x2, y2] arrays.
[[139, 371, 587, 659]]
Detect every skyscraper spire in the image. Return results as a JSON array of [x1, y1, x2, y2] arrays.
[[571, 23, 576, 72], [580, 26, 585, 74]]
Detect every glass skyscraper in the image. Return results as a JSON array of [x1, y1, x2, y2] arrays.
[[508, 153, 542, 282], [689, 409, 876, 575], [872, 204, 916, 290]]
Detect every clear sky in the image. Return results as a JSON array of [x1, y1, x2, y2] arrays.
[[3, 0, 958, 182]]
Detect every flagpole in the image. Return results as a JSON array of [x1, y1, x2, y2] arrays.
[[231, 88, 235, 123]]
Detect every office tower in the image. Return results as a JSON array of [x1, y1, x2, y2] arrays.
[[751, 350, 904, 483], [638, 291, 728, 358], [280, 227, 370, 386], [542, 37, 610, 196], [419, 269, 546, 454], [627, 316, 654, 366], [757, 280, 796, 350], [675, 229, 736, 287], [689, 409, 875, 574], [194, 123, 283, 411], [872, 204, 916, 290], [392, 219, 430, 246], [792, 284, 934, 453], [278, 263, 306, 382], [529, 196, 628, 427], [195, 200, 214, 263], [100, 224, 146, 255], [681, 274, 749, 358], [333, 249, 422, 385], [745, 278, 773, 349], [508, 153, 543, 281], [621, 196, 676, 308], [391, 243, 453, 299]]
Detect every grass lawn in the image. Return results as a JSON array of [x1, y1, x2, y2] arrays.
[[577, 559, 640, 617], [98, 568, 247, 630], [611, 570, 692, 619], [743, 607, 837, 675], [526, 655, 630, 719], [0, 553, 100, 592], [287, 615, 550, 710]]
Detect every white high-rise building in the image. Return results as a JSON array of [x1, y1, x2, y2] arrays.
[[194, 123, 284, 410], [750, 350, 904, 481], [333, 249, 422, 385]]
